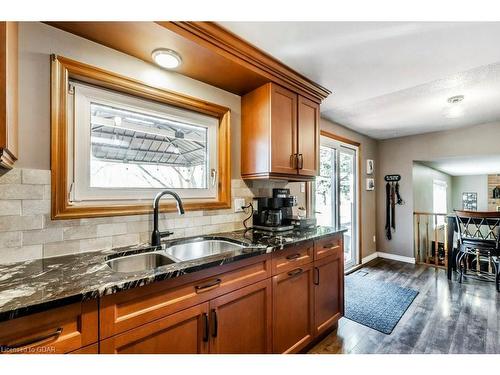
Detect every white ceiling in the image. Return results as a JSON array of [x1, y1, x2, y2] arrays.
[[220, 22, 500, 139], [421, 156, 500, 176]]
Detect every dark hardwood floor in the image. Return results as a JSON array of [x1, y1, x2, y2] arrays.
[[309, 258, 500, 354]]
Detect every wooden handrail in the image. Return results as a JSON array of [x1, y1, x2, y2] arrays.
[[413, 212, 448, 216]]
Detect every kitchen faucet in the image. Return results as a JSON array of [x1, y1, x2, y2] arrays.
[[151, 190, 185, 247]]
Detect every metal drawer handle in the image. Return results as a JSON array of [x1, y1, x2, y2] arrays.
[[3, 327, 63, 350], [286, 253, 301, 261], [287, 268, 303, 277], [195, 279, 222, 293], [323, 243, 340, 250]]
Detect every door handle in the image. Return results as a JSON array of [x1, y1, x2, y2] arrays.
[[211, 309, 218, 338], [298, 154, 304, 169], [202, 313, 209, 342], [314, 267, 320, 285]]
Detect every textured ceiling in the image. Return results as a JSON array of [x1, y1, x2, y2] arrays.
[[421, 156, 500, 176], [220, 22, 500, 139]]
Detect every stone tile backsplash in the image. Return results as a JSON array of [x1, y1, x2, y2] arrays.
[[0, 168, 295, 264]]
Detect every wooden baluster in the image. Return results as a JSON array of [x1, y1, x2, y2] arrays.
[[425, 217, 430, 265], [434, 215, 439, 266], [416, 214, 421, 264], [443, 218, 448, 270]]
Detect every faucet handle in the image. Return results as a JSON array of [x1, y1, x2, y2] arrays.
[[159, 231, 174, 238]]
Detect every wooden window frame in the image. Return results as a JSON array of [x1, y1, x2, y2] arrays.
[[51, 55, 231, 220]]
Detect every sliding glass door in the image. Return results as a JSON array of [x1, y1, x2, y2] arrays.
[[315, 136, 359, 270]]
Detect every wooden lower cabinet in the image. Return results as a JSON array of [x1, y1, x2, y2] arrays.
[[209, 279, 272, 353], [100, 303, 210, 354], [1, 234, 344, 355], [272, 263, 314, 354], [313, 249, 344, 336], [0, 301, 98, 354]]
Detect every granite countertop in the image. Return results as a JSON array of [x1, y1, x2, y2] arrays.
[[0, 226, 345, 322]]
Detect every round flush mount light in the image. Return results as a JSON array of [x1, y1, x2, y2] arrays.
[[444, 95, 465, 118], [151, 49, 182, 69], [447, 95, 464, 104]]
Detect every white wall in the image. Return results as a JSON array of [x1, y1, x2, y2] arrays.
[[377, 121, 500, 258], [451, 175, 488, 211], [412, 162, 452, 213]]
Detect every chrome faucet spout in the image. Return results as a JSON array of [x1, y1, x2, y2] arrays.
[[151, 190, 185, 247]]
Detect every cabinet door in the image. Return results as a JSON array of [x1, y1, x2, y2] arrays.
[[297, 95, 319, 176], [100, 303, 209, 354], [209, 279, 272, 354], [272, 264, 314, 353], [313, 248, 344, 336], [270, 84, 298, 175]]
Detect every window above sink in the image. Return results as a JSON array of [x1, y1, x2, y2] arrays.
[[50, 55, 232, 219]]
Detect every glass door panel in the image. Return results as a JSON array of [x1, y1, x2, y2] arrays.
[[315, 138, 358, 270], [339, 148, 356, 269]]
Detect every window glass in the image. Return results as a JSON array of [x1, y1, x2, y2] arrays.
[[90, 103, 208, 189]]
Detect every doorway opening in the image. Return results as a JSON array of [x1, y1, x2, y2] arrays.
[[315, 133, 360, 270]]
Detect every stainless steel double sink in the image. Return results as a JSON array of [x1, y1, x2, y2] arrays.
[[105, 238, 249, 273]]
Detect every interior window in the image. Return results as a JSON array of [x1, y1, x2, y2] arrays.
[[70, 81, 218, 202], [433, 180, 447, 225]]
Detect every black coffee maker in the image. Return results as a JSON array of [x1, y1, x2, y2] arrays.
[[252, 188, 296, 232]]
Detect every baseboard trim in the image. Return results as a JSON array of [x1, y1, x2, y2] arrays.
[[361, 252, 378, 264], [360, 251, 416, 265], [377, 251, 416, 264]]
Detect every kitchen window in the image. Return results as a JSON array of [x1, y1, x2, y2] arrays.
[[70, 82, 218, 202], [51, 56, 231, 219]]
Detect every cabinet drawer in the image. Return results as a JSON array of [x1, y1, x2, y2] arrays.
[[100, 303, 210, 354], [0, 301, 98, 354], [272, 241, 313, 275], [314, 234, 343, 261], [100, 254, 271, 338]]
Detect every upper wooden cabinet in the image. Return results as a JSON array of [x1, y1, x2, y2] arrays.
[[241, 82, 320, 181], [0, 22, 18, 170]]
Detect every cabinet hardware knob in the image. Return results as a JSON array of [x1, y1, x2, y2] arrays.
[[195, 278, 222, 293], [287, 268, 303, 277]]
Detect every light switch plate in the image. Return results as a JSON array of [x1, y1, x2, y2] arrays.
[[234, 198, 245, 212]]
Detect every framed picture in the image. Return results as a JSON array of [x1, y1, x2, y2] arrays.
[[366, 178, 375, 191], [462, 192, 477, 211], [366, 159, 374, 175]]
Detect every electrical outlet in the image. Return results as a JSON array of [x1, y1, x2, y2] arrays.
[[300, 182, 306, 193], [234, 198, 245, 212]]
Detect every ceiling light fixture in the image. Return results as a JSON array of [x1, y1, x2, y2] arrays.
[[444, 95, 465, 119], [151, 49, 182, 69]]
